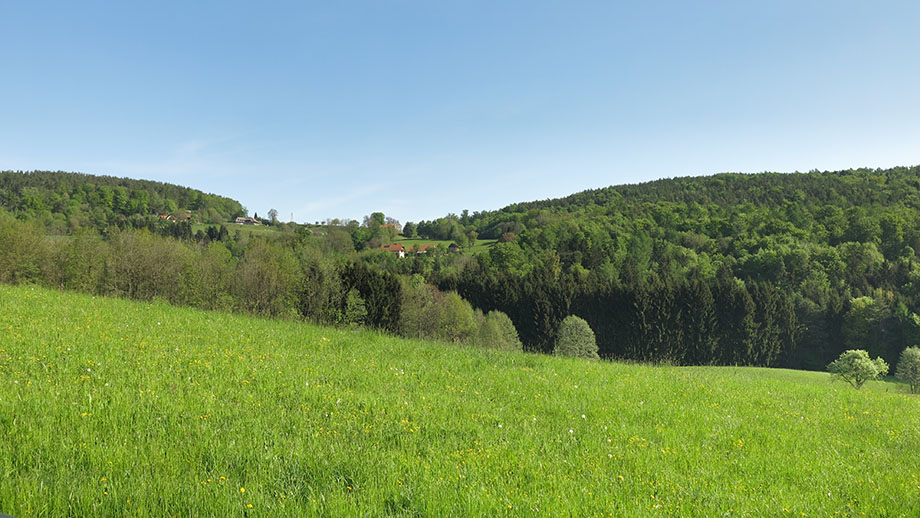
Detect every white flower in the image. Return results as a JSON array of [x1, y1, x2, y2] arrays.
[[581, 414, 586, 419], [569, 429, 574, 434]]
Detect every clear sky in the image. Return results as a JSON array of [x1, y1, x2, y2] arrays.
[[2, 1, 919, 224]]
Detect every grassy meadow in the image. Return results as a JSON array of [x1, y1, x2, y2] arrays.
[[193, 223, 285, 240], [1, 284, 919, 516], [389, 237, 497, 254]]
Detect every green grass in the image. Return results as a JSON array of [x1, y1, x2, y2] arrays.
[[1, 285, 919, 516], [395, 237, 497, 254], [193, 223, 286, 239]]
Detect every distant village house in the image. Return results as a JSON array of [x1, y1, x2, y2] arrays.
[[381, 243, 406, 258], [380, 242, 460, 258], [235, 217, 262, 226]]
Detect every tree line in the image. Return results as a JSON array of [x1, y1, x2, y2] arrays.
[[385, 166, 920, 369], [0, 209, 521, 353], [7, 167, 920, 370], [0, 170, 244, 233]]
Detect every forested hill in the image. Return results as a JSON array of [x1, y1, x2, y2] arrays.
[[473, 166, 920, 232], [413, 165, 920, 371], [0, 170, 244, 231]]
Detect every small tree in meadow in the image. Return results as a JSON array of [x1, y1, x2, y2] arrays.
[[554, 315, 599, 360], [827, 349, 889, 389], [474, 311, 523, 351], [896, 346, 920, 393]]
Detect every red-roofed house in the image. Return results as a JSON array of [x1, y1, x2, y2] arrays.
[[381, 243, 406, 258]]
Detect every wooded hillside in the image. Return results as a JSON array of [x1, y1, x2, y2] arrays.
[[0, 170, 244, 232], [5, 166, 920, 371], [408, 166, 920, 370]]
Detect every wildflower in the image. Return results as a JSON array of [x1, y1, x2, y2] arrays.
[[569, 429, 574, 434], [240, 487, 246, 493], [247, 504, 253, 509]]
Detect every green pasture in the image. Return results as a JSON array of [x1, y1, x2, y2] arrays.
[[1, 285, 918, 516], [394, 237, 496, 254], [192, 223, 285, 239]]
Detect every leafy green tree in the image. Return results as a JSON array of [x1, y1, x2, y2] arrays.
[[398, 274, 438, 339], [827, 349, 889, 389], [233, 238, 301, 316], [437, 292, 478, 343], [0, 211, 49, 284], [553, 315, 599, 360], [474, 311, 522, 351], [896, 346, 920, 393], [842, 296, 893, 361], [402, 221, 417, 238], [343, 288, 368, 327], [488, 242, 530, 277]]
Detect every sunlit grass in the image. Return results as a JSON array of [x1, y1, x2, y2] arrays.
[[391, 237, 496, 254], [1, 284, 918, 516]]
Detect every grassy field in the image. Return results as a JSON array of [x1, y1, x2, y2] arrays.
[[192, 223, 285, 239], [394, 237, 497, 254], [1, 285, 919, 516]]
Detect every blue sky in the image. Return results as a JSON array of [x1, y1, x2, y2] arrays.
[[2, 1, 919, 224]]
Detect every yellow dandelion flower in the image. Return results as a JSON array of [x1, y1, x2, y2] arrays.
[[240, 487, 246, 493]]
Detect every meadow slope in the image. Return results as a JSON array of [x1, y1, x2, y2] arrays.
[[1, 285, 918, 517]]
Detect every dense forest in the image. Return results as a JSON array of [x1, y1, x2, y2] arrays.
[[400, 166, 920, 369], [4, 167, 920, 371], [0, 170, 244, 232]]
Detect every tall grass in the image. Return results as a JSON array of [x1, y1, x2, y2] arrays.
[[1, 285, 918, 516]]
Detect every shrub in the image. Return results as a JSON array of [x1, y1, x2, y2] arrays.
[[343, 288, 367, 327], [474, 311, 522, 351], [0, 211, 49, 284], [896, 346, 920, 393], [553, 316, 599, 360], [437, 292, 478, 343], [827, 349, 889, 389]]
